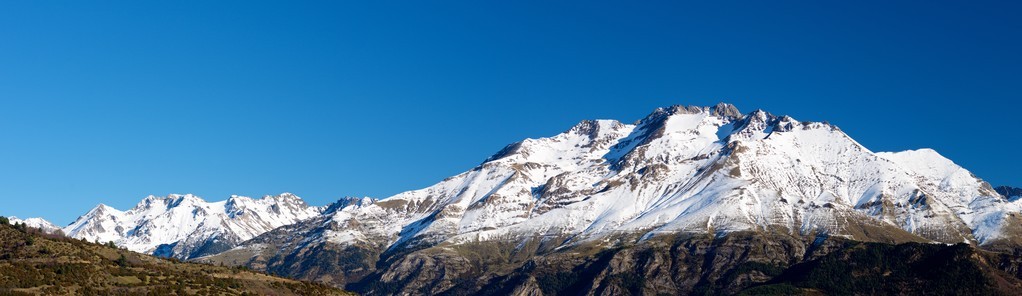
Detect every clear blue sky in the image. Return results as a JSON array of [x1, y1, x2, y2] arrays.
[[1, 1, 1019, 225]]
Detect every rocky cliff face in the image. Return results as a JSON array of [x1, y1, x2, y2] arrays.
[[198, 103, 1022, 295], [205, 230, 1022, 295], [351, 231, 826, 295]]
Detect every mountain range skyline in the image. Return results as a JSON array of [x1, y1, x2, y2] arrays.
[[14, 101, 1018, 294], [5, 101, 1019, 228], [6, 101, 1022, 294], [11, 102, 1021, 257], [3, 1, 1021, 228], [4, 2, 1021, 295]]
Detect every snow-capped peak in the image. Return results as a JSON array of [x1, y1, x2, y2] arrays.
[[6, 216, 62, 234]]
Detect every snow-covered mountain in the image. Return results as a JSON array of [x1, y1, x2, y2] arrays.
[[204, 103, 1022, 289], [259, 103, 1016, 250], [63, 193, 321, 259], [8, 216, 62, 234], [10, 102, 1018, 294]]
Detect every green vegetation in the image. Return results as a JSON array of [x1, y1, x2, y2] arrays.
[[0, 216, 353, 296]]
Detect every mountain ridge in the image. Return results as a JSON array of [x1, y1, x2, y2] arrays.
[[61, 192, 322, 259]]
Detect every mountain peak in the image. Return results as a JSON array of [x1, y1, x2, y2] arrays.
[[324, 196, 376, 214], [168, 193, 204, 202], [266, 192, 302, 201], [650, 102, 742, 119], [7, 216, 62, 234], [277, 192, 298, 198], [711, 102, 742, 118], [90, 203, 120, 215], [566, 119, 623, 137], [668, 104, 709, 115]]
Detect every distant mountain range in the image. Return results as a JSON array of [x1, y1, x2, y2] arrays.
[[8, 193, 321, 260], [7, 103, 1022, 295], [7, 216, 61, 235]]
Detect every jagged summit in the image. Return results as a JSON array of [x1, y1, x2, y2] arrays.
[[711, 102, 743, 118]]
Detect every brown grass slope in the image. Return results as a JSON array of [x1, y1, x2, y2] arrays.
[[0, 217, 354, 296]]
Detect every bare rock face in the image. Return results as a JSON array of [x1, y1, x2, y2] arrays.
[[711, 102, 743, 119], [329, 231, 1018, 295]]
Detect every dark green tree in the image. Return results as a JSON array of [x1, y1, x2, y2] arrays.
[[117, 253, 129, 267]]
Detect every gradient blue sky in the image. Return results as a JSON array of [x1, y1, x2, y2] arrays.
[[1, 1, 1020, 225]]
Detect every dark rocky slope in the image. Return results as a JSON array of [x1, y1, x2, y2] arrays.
[[201, 229, 1022, 295]]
